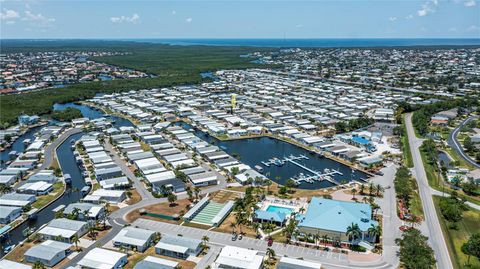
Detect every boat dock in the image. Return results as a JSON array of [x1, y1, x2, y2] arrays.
[[291, 168, 343, 185], [261, 154, 309, 167], [260, 154, 343, 185]]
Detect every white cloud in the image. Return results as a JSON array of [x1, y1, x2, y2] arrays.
[[454, 0, 477, 6], [110, 13, 140, 24], [171, 10, 176, 15], [466, 25, 479, 32], [185, 17, 192, 23], [405, 14, 413, 20], [295, 24, 303, 28], [0, 9, 20, 20], [417, 0, 438, 17], [389, 17, 397, 22], [22, 10, 55, 27]]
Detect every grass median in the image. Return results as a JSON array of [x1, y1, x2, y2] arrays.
[[433, 196, 480, 269]]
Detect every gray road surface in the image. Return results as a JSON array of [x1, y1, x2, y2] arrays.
[[405, 113, 453, 269], [448, 116, 480, 169]]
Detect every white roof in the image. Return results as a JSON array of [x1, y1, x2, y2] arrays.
[[78, 247, 126, 269], [215, 246, 263, 269], [278, 256, 321, 269], [0, 259, 31, 269]]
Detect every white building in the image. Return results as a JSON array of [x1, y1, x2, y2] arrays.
[[212, 245, 263, 269], [77, 248, 127, 269]]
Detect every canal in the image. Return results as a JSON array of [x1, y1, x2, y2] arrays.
[[175, 121, 369, 189], [1, 103, 134, 256], [0, 126, 42, 169]]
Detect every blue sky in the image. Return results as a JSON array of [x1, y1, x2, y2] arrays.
[[1, 0, 479, 38]]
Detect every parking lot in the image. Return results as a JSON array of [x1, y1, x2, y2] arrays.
[[132, 218, 348, 265]]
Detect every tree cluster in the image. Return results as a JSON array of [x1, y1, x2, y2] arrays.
[[335, 117, 374, 134], [396, 228, 436, 269]]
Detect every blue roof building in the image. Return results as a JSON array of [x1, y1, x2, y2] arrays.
[[297, 198, 378, 243], [254, 209, 287, 226]]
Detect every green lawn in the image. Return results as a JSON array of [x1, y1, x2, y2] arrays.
[[32, 181, 65, 209], [433, 196, 480, 269], [419, 145, 480, 206], [401, 116, 414, 168], [410, 189, 424, 217]]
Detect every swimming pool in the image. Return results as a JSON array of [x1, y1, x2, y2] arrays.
[[266, 205, 294, 215]]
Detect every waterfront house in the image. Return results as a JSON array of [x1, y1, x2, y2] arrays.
[[38, 218, 88, 243], [78, 247, 127, 269], [83, 189, 126, 204], [63, 202, 105, 222], [25, 240, 71, 267], [155, 234, 203, 259], [0, 206, 22, 224], [112, 227, 156, 252], [17, 181, 53, 195], [0, 192, 36, 207], [27, 170, 57, 183]]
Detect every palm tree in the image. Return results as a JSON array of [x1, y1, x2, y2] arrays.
[[266, 247, 275, 260], [314, 234, 321, 248], [82, 209, 90, 220], [299, 207, 306, 214], [103, 202, 110, 229], [72, 234, 80, 251], [321, 234, 330, 247], [201, 235, 209, 248], [235, 213, 244, 235], [376, 184, 384, 197], [194, 187, 200, 200], [346, 223, 362, 244], [88, 225, 96, 240], [367, 224, 381, 243], [186, 187, 193, 201], [362, 196, 368, 204], [264, 179, 272, 194], [168, 192, 177, 206], [359, 184, 365, 195], [351, 188, 357, 200], [230, 222, 236, 234], [33, 261, 45, 269], [368, 183, 375, 196], [252, 222, 260, 237]]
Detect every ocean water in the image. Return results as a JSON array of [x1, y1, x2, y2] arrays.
[[127, 38, 480, 48]]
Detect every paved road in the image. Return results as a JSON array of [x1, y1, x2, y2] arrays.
[[104, 140, 153, 200], [448, 116, 480, 169], [405, 113, 453, 269], [133, 219, 390, 269], [16, 127, 82, 189], [62, 161, 228, 268], [40, 128, 83, 170]]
